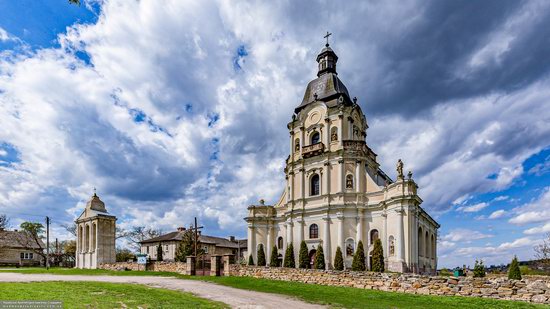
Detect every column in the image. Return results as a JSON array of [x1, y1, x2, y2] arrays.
[[338, 115, 344, 148], [299, 127, 305, 156], [382, 211, 387, 259], [297, 217, 304, 245], [414, 209, 419, 273], [355, 160, 361, 193], [266, 223, 272, 263], [301, 168, 305, 201], [289, 131, 294, 156], [397, 208, 405, 262], [356, 210, 363, 244], [338, 160, 344, 193], [289, 172, 294, 202], [325, 117, 330, 147], [337, 212, 344, 254], [247, 223, 256, 263], [323, 216, 331, 269], [323, 163, 329, 195]]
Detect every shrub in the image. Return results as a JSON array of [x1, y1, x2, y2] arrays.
[[334, 246, 344, 271], [371, 239, 384, 272], [156, 244, 163, 262], [270, 246, 279, 267], [257, 244, 266, 266], [473, 259, 486, 278], [508, 256, 522, 280], [439, 268, 452, 276], [248, 254, 254, 266], [352, 241, 366, 271], [299, 241, 309, 269], [314, 244, 325, 270], [284, 242, 296, 268]]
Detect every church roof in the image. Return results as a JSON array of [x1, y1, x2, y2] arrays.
[[295, 43, 352, 113]]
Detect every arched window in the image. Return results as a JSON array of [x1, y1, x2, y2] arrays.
[[310, 131, 320, 144], [91, 223, 96, 251], [346, 174, 354, 189], [330, 127, 338, 142], [277, 237, 283, 249], [309, 224, 319, 239], [370, 229, 379, 245], [418, 227, 423, 257], [345, 238, 355, 257], [85, 225, 90, 252], [388, 236, 395, 256], [310, 174, 320, 196], [79, 225, 84, 253], [295, 138, 300, 152]]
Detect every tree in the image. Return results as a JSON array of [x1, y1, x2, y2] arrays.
[[352, 241, 366, 271], [68, 0, 80, 5], [156, 244, 163, 261], [257, 244, 266, 266], [248, 254, 254, 266], [372, 239, 384, 272], [473, 259, 486, 278], [508, 256, 521, 280], [19, 222, 46, 263], [126, 226, 162, 251], [0, 214, 10, 230], [284, 242, 295, 268], [116, 247, 135, 262], [174, 228, 200, 262], [334, 246, 344, 271], [534, 232, 550, 271], [298, 241, 309, 269], [270, 245, 279, 267], [314, 244, 325, 270]]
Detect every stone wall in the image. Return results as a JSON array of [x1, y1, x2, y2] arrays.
[[99, 261, 187, 273], [228, 265, 550, 304]]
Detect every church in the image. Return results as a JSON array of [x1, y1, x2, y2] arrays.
[[245, 38, 440, 274]]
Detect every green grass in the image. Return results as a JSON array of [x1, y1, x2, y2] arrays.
[[1, 267, 547, 308], [0, 281, 227, 309]]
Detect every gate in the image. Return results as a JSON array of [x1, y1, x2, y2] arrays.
[[195, 255, 211, 276]]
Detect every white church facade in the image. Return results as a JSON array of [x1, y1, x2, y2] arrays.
[[75, 192, 116, 269], [245, 41, 440, 274]]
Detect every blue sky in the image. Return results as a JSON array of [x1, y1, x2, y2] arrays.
[[1, 0, 550, 268]]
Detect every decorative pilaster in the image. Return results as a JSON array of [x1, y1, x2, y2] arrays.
[[337, 212, 344, 255], [355, 160, 361, 193], [396, 208, 405, 262], [266, 223, 272, 263], [297, 217, 304, 245], [248, 223, 256, 263], [338, 160, 344, 193], [356, 209, 363, 243], [323, 216, 331, 269]]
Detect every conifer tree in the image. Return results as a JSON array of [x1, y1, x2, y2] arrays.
[[156, 244, 163, 261], [473, 259, 486, 278], [284, 242, 296, 268], [257, 244, 266, 266], [372, 239, 384, 272], [314, 244, 325, 270], [352, 240, 366, 271], [508, 256, 522, 280], [248, 254, 254, 266], [270, 245, 279, 267], [298, 241, 309, 269], [334, 246, 344, 271]]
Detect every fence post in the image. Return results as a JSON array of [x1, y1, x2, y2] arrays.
[[186, 256, 196, 276], [223, 254, 234, 276], [210, 255, 222, 276]]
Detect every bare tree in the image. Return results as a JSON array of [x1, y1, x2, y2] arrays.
[[0, 214, 10, 230], [534, 232, 550, 271], [125, 226, 162, 251]]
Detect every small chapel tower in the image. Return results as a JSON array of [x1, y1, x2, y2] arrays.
[[75, 191, 116, 269]]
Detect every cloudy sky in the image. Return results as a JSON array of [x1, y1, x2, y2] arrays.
[[1, 0, 549, 268]]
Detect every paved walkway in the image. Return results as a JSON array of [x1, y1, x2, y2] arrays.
[[0, 273, 325, 309]]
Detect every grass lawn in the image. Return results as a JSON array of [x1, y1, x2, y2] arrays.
[[1, 267, 547, 308], [0, 281, 227, 309]]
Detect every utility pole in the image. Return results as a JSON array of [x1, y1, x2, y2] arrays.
[[46, 216, 50, 270]]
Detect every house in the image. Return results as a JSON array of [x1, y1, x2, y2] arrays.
[[0, 228, 45, 266], [140, 228, 247, 262]]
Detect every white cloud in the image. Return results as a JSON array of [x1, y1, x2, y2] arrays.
[[441, 228, 493, 242], [493, 195, 509, 202], [524, 223, 550, 235], [488, 209, 507, 219], [0, 27, 10, 41], [509, 187, 550, 225], [457, 202, 488, 213]]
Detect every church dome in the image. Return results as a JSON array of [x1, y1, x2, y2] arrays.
[[295, 43, 352, 114], [86, 192, 107, 213]]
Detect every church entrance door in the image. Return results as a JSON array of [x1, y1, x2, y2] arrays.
[[308, 249, 317, 269]]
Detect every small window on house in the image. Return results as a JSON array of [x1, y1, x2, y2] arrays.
[[310, 174, 320, 196], [203, 246, 208, 253], [309, 224, 319, 239], [20, 253, 24, 259], [29, 253, 33, 259], [311, 131, 320, 144]]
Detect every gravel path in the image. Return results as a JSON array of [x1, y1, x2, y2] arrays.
[[0, 273, 326, 309]]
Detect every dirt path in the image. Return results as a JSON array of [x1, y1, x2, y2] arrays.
[[0, 273, 326, 309]]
